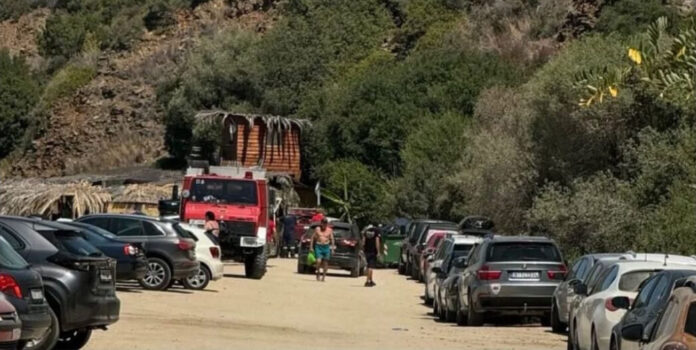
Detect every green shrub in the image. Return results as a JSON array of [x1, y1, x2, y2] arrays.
[[596, 0, 681, 36], [42, 64, 96, 106], [0, 50, 40, 158], [38, 12, 87, 68], [143, 0, 177, 31]]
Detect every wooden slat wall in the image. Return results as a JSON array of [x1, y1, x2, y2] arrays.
[[224, 116, 302, 180]]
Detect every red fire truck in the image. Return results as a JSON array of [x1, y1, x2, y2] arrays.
[[180, 166, 269, 279]]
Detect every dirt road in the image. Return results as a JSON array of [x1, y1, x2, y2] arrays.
[[87, 259, 566, 350]]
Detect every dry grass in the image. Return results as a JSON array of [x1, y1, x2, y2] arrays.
[[111, 183, 175, 204], [0, 180, 111, 217]]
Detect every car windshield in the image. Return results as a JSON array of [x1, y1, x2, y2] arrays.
[[486, 242, 561, 262], [619, 270, 658, 292], [0, 236, 28, 269], [43, 230, 104, 257], [190, 178, 257, 205]]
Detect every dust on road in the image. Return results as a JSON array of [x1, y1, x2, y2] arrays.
[[87, 259, 566, 350]]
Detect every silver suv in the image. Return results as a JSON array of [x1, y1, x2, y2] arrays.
[[457, 236, 566, 326]]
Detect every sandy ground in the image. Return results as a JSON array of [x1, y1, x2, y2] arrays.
[[87, 259, 566, 350]]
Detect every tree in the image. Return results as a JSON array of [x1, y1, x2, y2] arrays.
[[0, 51, 40, 158]]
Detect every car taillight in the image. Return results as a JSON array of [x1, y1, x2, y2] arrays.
[[123, 244, 137, 256], [605, 297, 633, 312], [547, 265, 567, 280], [477, 265, 501, 280], [0, 274, 22, 299], [662, 342, 688, 350], [177, 240, 194, 251], [210, 246, 220, 259], [341, 239, 357, 247]]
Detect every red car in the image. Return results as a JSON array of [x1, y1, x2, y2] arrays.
[[420, 230, 458, 283], [288, 208, 323, 242], [0, 293, 21, 350]]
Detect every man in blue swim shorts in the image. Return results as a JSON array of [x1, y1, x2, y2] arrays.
[[311, 218, 335, 281]]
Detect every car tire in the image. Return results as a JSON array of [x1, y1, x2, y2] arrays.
[[550, 300, 567, 333], [297, 259, 307, 274], [591, 328, 599, 350], [398, 261, 406, 275], [467, 295, 484, 327], [424, 284, 433, 306], [433, 296, 440, 317], [350, 259, 360, 278], [569, 320, 579, 350], [610, 336, 619, 350], [438, 300, 447, 321], [139, 257, 172, 290], [405, 261, 412, 276], [25, 307, 60, 350], [55, 329, 92, 350], [182, 265, 211, 290], [245, 250, 267, 279]]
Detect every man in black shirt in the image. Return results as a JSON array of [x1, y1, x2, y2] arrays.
[[362, 226, 382, 287]]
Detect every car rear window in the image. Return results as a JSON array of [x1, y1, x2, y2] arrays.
[[42, 230, 103, 257], [486, 242, 561, 262], [190, 179, 257, 205], [453, 243, 474, 257], [172, 223, 197, 241], [332, 228, 355, 240], [619, 270, 657, 292], [0, 236, 28, 269]]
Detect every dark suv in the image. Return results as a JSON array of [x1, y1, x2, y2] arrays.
[[76, 214, 198, 290], [296, 222, 365, 277], [0, 217, 119, 350], [458, 236, 566, 326], [0, 236, 52, 350]]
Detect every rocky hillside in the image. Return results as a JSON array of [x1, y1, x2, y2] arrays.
[[0, 0, 274, 178]]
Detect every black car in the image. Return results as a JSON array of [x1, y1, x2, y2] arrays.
[[610, 269, 696, 350], [409, 221, 459, 281], [76, 214, 198, 290], [296, 222, 365, 277], [0, 235, 52, 350], [0, 217, 119, 350], [55, 221, 148, 281]]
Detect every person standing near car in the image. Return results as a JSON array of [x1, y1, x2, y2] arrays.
[[362, 226, 382, 287], [281, 214, 297, 258], [204, 211, 220, 243], [311, 218, 335, 282]]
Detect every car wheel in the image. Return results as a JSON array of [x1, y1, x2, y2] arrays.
[[297, 259, 307, 274], [433, 296, 440, 316], [398, 261, 406, 275], [591, 328, 599, 350], [350, 259, 360, 278], [467, 295, 484, 327], [244, 250, 267, 279], [424, 284, 433, 306], [610, 336, 619, 350], [139, 257, 172, 290], [570, 320, 580, 350], [551, 300, 567, 333], [24, 307, 59, 350], [55, 329, 92, 350], [456, 296, 467, 326], [182, 265, 211, 290]]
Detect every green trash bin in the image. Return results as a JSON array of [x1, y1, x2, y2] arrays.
[[381, 230, 405, 268]]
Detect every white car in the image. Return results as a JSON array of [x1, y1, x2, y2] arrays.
[[570, 256, 696, 350], [179, 223, 225, 290]]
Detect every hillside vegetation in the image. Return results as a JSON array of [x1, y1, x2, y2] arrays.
[[1, 0, 696, 257]]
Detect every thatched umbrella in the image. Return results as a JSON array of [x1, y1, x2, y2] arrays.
[[111, 184, 175, 204], [0, 180, 111, 218]]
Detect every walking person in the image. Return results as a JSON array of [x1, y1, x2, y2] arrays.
[[204, 211, 220, 244], [311, 218, 335, 281], [362, 225, 382, 287]]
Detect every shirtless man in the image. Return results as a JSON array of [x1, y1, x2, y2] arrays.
[[311, 218, 335, 281]]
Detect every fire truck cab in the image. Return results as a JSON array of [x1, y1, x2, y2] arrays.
[[180, 166, 268, 279]]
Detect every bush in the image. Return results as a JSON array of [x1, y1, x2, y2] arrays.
[[42, 64, 96, 107], [38, 12, 87, 67], [596, 0, 682, 36], [143, 0, 177, 31], [0, 51, 40, 158]]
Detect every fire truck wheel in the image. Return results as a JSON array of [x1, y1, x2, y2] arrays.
[[245, 250, 267, 279]]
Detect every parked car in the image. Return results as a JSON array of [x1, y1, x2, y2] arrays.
[[551, 253, 626, 333], [76, 214, 199, 291], [0, 235, 52, 350], [420, 232, 448, 289], [435, 256, 470, 324], [0, 293, 21, 350], [0, 216, 119, 350], [430, 235, 481, 314], [618, 282, 696, 350], [297, 222, 365, 277], [569, 257, 696, 350], [178, 223, 225, 290], [610, 270, 696, 350], [399, 220, 452, 276], [56, 221, 148, 281], [409, 221, 459, 281], [458, 236, 566, 326]]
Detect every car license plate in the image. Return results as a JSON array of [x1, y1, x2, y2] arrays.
[[240, 237, 257, 247], [30, 289, 43, 301], [99, 270, 113, 282], [510, 271, 540, 280]]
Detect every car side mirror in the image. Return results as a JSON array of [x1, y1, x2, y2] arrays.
[[573, 283, 588, 296], [453, 257, 468, 268], [611, 296, 631, 310], [621, 324, 644, 342]]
